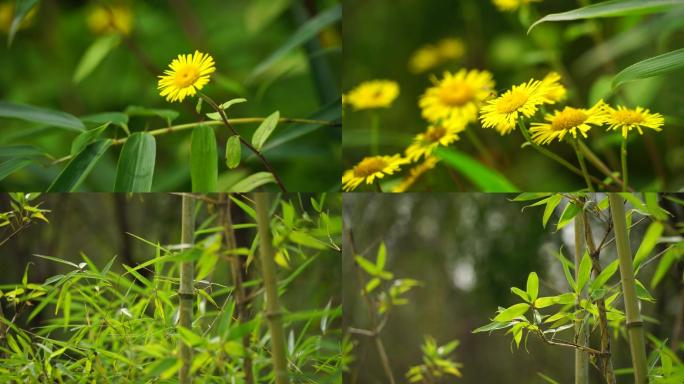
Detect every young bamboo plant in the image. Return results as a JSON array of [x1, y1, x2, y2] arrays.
[[178, 194, 195, 384]]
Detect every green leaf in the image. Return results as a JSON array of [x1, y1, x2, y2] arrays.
[[543, 194, 562, 228], [556, 250, 577, 292], [70, 123, 109, 156], [0, 101, 85, 131], [635, 279, 656, 303], [355, 255, 379, 276], [556, 201, 582, 231], [114, 133, 156, 192], [651, 245, 682, 288], [590, 259, 620, 292], [73, 35, 121, 83], [0, 158, 33, 181], [494, 303, 530, 322], [228, 172, 275, 192], [534, 296, 557, 308], [376, 243, 387, 270], [206, 98, 247, 120], [472, 321, 515, 333], [526, 272, 539, 302], [246, 4, 341, 82], [613, 48, 684, 89], [512, 193, 552, 201], [577, 251, 592, 294], [529, 0, 684, 33], [8, 0, 39, 46], [633, 221, 664, 270], [251, 111, 280, 151], [190, 125, 218, 192], [80, 112, 129, 132], [511, 287, 530, 303], [178, 326, 205, 347], [225, 135, 241, 169], [47, 140, 111, 192], [125, 106, 179, 125], [0, 145, 48, 159], [434, 147, 518, 192], [290, 230, 327, 250]]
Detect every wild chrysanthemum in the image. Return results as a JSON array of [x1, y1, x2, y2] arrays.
[[538, 72, 567, 103], [479, 79, 547, 135], [409, 38, 465, 74], [493, 0, 542, 12], [419, 69, 495, 127], [87, 5, 133, 35], [342, 155, 408, 191], [158, 51, 216, 103], [436, 38, 465, 60], [405, 125, 460, 161], [393, 157, 439, 192], [529, 101, 606, 145], [345, 80, 399, 110], [603, 105, 664, 138]]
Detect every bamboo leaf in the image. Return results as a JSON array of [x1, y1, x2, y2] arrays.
[[376, 243, 387, 270], [511, 287, 530, 303], [651, 245, 682, 288], [529, 0, 684, 33], [290, 230, 328, 250], [0, 158, 33, 181], [251, 111, 280, 151], [613, 48, 684, 89], [472, 321, 515, 333], [0, 101, 85, 131], [73, 35, 121, 83], [125, 106, 179, 125], [577, 251, 592, 294], [543, 194, 562, 228], [228, 172, 275, 192], [633, 221, 664, 270], [355, 255, 379, 276], [526, 272, 539, 302], [494, 303, 530, 322], [434, 147, 518, 192], [8, 0, 39, 46], [71, 123, 109, 156], [190, 125, 218, 192], [556, 201, 582, 231], [0, 145, 48, 159], [47, 140, 111, 192], [590, 259, 620, 292], [114, 132, 156, 192], [206, 98, 247, 120], [225, 135, 241, 169]]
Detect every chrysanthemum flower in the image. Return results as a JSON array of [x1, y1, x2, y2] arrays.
[[405, 125, 460, 162], [419, 69, 495, 126], [529, 101, 606, 145], [345, 80, 399, 110], [342, 154, 408, 191], [87, 5, 133, 35], [492, 0, 542, 12], [409, 38, 465, 74], [393, 157, 439, 192], [603, 105, 664, 138], [538, 72, 567, 103], [158, 51, 216, 103], [479, 79, 548, 135], [436, 38, 465, 60]]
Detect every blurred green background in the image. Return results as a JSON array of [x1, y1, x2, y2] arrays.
[[0, 0, 341, 192], [343, 0, 684, 191], [343, 193, 684, 383]]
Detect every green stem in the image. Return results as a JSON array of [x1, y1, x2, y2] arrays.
[[573, 139, 594, 192], [608, 194, 648, 384], [465, 128, 497, 168], [370, 112, 380, 155], [254, 193, 289, 384], [621, 138, 629, 192], [178, 194, 195, 384], [577, 141, 630, 191], [374, 180, 383, 193], [573, 214, 589, 384]]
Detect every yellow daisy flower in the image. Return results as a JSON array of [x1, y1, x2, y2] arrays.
[[436, 38, 465, 60], [419, 69, 495, 126], [603, 105, 664, 138], [345, 80, 399, 110], [479, 79, 547, 135], [409, 45, 441, 74], [538, 72, 567, 103], [158, 51, 216, 103], [87, 4, 133, 36], [529, 101, 606, 145], [393, 157, 439, 192], [405, 125, 460, 162], [342, 154, 408, 191], [493, 0, 541, 12]]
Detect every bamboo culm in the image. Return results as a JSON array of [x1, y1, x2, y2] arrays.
[[573, 215, 589, 384], [254, 193, 289, 384], [179, 195, 195, 384], [608, 193, 648, 384]]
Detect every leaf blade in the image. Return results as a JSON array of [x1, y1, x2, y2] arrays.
[[613, 48, 684, 89], [434, 147, 518, 192], [114, 132, 156, 192], [190, 125, 218, 192], [0, 101, 85, 131], [47, 140, 111, 192]]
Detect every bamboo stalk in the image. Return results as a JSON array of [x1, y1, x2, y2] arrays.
[[608, 194, 648, 384], [179, 194, 196, 384], [573, 214, 589, 384], [254, 193, 289, 384], [219, 194, 254, 384]]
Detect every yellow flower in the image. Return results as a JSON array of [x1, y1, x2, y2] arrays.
[[479, 79, 547, 135], [419, 69, 495, 126], [409, 46, 441, 74], [529, 101, 606, 145], [345, 80, 399, 110], [158, 51, 216, 103], [393, 157, 439, 192], [492, 0, 541, 12], [603, 105, 664, 138], [538, 72, 567, 103], [87, 4, 133, 35], [436, 38, 465, 60], [342, 155, 408, 191], [405, 125, 460, 162]]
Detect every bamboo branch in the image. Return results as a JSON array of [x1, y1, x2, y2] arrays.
[[608, 194, 648, 384], [178, 194, 195, 384], [254, 193, 289, 384]]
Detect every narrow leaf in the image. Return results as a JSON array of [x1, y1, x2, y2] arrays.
[[577, 251, 592, 294], [190, 125, 218, 192], [527, 272, 539, 302], [589, 259, 620, 292], [8, 0, 39, 46], [494, 303, 530, 322], [0, 101, 85, 131], [206, 98, 247, 120], [47, 140, 111, 192], [228, 172, 275, 192], [434, 147, 518, 192], [251, 111, 280, 151], [633, 221, 664, 269], [613, 48, 684, 89], [114, 132, 156, 192], [543, 194, 562, 228], [73, 35, 121, 83], [0, 158, 32, 181], [225, 135, 241, 169]]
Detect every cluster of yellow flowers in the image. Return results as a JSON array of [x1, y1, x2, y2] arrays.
[[408, 37, 465, 74], [343, 67, 665, 192]]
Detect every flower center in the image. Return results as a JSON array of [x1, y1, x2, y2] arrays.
[[174, 66, 200, 88], [439, 81, 473, 106], [612, 110, 644, 125], [496, 90, 529, 113], [551, 107, 587, 131], [424, 126, 447, 142], [353, 157, 387, 178]]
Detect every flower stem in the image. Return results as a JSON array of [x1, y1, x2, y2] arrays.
[[573, 139, 594, 192], [178, 194, 195, 384], [374, 180, 383, 193], [465, 128, 497, 169], [621, 137, 629, 192], [577, 141, 631, 191], [370, 112, 380, 155], [200, 93, 288, 193]]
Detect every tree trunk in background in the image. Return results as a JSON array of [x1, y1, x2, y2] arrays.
[[254, 193, 289, 384], [608, 194, 647, 384], [179, 195, 195, 384]]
